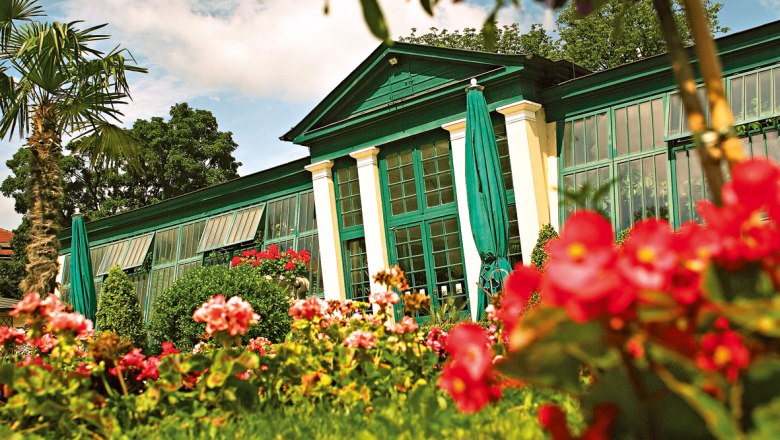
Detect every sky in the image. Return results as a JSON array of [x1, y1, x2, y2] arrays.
[[0, 0, 778, 231]]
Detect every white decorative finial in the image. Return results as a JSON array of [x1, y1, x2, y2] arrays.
[[470, 78, 477, 86]]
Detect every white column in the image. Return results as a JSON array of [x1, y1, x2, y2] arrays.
[[497, 100, 550, 264], [546, 120, 560, 231], [442, 119, 483, 321], [55, 254, 66, 299], [305, 160, 346, 301], [349, 147, 389, 295]]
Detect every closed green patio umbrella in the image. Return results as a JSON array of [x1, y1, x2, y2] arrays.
[[464, 79, 513, 319], [69, 215, 97, 322]]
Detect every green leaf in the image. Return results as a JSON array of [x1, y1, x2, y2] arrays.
[[704, 263, 776, 303], [750, 397, 780, 440], [655, 366, 743, 440], [419, 0, 435, 16], [480, 11, 498, 52], [360, 0, 389, 42]]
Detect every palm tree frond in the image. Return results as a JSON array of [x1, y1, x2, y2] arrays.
[[0, 75, 31, 139], [73, 121, 141, 172], [0, 0, 44, 45]]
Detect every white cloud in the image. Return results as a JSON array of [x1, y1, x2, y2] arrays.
[[59, 0, 497, 105]]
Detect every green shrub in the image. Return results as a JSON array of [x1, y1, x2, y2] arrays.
[[529, 223, 558, 270], [95, 266, 146, 348], [149, 264, 291, 352]]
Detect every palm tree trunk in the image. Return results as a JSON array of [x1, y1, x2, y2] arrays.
[[21, 103, 63, 294]]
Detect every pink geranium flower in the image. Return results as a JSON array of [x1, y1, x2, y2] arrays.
[[344, 330, 378, 349], [192, 295, 260, 337]]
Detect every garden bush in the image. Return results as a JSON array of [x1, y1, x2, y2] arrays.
[[529, 223, 558, 270], [95, 266, 146, 348], [149, 264, 291, 352]]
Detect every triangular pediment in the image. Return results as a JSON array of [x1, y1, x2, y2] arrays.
[[314, 55, 495, 129], [282, 43, 529, 145]]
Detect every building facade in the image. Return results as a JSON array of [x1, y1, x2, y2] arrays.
[[57, 21, 780, 321]]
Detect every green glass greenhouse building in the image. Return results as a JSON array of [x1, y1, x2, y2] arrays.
[[57, 20, 780, 321]]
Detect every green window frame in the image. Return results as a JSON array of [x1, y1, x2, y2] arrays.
[[729, 65, 780, 124], [560, 96, 672, 233], [672, 120, 780, 227], [264, 191, 322, 296], [334, 161, 370, 301], [380, 134, 468, 318], [343, 238, 370, 304], [146, 218, 208, 320]]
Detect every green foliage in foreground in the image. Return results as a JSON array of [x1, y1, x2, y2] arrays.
[[96, 266, 147, 348], [149, 264, 292, 352], [122, 387, 582, 440]]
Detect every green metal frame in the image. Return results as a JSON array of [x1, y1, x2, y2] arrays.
[[378, 131, 469, 317], [559, 76, 780, 233], [333, 160, 370, 301], [263, 190, 322, 296]]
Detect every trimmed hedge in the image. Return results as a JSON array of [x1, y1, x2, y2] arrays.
[[95, 266, 146, 348], [149, 264, 292, 353]]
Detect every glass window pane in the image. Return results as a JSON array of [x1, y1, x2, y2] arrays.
[[598, 166, 612, 223], [585, 116, 597, 163], [61, 254, 71, 286], [775, 69, 780, 114], [153, 228, 178, 265], [179, 221, 206, 261], [226, 204, 265, 246], [745, 73, 758, 120], [506, 205, 522, 267], [299, 192, 317, 233], [652, 98, 665, 148], [266, 195, 297, 240], [562, 174, 576, 221], [344, 238, 370, 303], [767, 130, 780, 163], [675, 149, 692, 225], [627, 105, 640, 154], [642, 156, 657, 218], [731, 76, 744, 121], [420, 140, 454, 208], [494, 123, 513, 190], [639, 101, 653, 151], [617, 162, 631, 232], [655, 154, 669, 221], [563, 121, 573, 168], [759, 70, 773, 116], [90, 246, 106, 275], [630, 159, 643, 223], [428, 219, 467, 309], [393, 225, 428, 315], [573, 119, 585, 165], [98, 240, 130, 276], [123, 233, 154, 270], [615, 107, 628, 156], [668, 93, 682, 137], [336, 165, 363, 229], [596, 113, 609, 160], [386, 150, 418, 215], [197, 212, 233, 252]]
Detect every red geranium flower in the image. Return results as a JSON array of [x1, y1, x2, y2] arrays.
[[445, 323, 493, 379], [542, 211, 635, 322], [617, 218, 677, 292], [499, 264, 541, 334], [439, 361, 501, 413], [696, 319, 750, 383]]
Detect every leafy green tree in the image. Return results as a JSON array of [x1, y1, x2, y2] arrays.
[[96, 266, 146, 348], [0, 0, 146, 294], [401, 23, 559, 59], [116, 103, 241, 213], [399, 0, 726, 72], [556, 0, 727, 71], [0, 219, 29, 299], [2, 103, 241, 224]]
